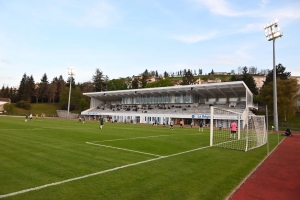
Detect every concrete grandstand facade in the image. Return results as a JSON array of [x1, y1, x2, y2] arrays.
[[81, 81, 257, 126]]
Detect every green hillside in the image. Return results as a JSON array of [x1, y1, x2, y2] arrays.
[[2, 103, 77, 117]]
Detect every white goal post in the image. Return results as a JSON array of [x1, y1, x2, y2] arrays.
[[210, 106, 267, 152]]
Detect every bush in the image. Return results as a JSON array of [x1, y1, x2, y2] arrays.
[[3, 103, 13, 112], [16, 100, 31, 110]]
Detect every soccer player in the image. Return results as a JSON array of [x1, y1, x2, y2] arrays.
[[219, 122, 222, 131], [25, 114, 28, 122], [78, 116, 82, 123], [230, 121, 237, 139], [179, 120, 183, 128], [99, 116, 104, 129], [169, 120, 174, 130], [83, 116, 85, 124], [29, 113, 33, 122], [199, 120, 203, 132]]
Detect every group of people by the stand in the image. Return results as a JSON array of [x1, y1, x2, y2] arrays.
[[74, 115, 293, 137]]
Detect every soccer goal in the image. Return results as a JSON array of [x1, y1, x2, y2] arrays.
[[210, 106, 267, 152]]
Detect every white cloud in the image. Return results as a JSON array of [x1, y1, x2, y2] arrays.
[[21, 0, 121, 28], [69, 1, 120, 28], [191, 0, 255, 17], [260, 0, 269, 8], [172, 31, 218, 44], [239, 23, 264, 33]]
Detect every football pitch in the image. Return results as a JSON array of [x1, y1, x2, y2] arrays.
[[0, 116, 281, 200]]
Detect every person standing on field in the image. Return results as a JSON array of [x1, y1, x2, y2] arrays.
[[219, 122, 222, 131], [180, 120, 183, 128], [230, 121, 237, 139], [199, 120, 203, 132], [29, 113, 33, 122], [170, 120, 174, 130], [99, 116, 104, 129], [25, 114, 28, 122]]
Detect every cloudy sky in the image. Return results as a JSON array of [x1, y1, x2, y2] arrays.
[[0, 0, 299, 87]]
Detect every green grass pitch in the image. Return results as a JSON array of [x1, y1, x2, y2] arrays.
[[0, 116, 282, 200]]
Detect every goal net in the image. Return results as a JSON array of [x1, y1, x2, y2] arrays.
[[210, 106, 267, 152]]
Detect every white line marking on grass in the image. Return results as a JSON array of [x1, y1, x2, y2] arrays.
[[0, 145, 211, 199], [94, 133, 204, 143], [86, 142, 162, 157]]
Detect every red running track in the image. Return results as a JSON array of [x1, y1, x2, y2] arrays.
[[229, 133, 300, 200]]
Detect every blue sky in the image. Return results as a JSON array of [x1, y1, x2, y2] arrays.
[[0, 0, 299, 88]]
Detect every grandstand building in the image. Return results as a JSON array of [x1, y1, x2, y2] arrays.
[[81, 81, 257, 126]]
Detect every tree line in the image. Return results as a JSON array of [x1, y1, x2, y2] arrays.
[[0, 64, 299, 120]]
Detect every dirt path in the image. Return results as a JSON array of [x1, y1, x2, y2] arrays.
[[228, 133, 300, 200]]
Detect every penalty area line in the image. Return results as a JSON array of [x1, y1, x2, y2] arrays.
[[86, 142, 162, 157], [0, 145, 211, 199]]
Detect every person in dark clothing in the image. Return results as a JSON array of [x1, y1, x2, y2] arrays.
[[281, 128, 292, 136]]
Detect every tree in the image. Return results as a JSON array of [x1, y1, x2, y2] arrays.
[[198, 69, 203, 75], [48, 77, 58, 104], [258, 78, 299, 120], [248, 66, 258, 74], [17, 73, 35, 102], [211, 69, 214, 75], [34, 84, 42, 103], [124, 76, 132, 89], [59, 86, 83, 110], [140, 73, 149, 88], [92, 68, 106, 92], [263, 63, 291, 87], [0, 86, 4, 97], [145, 78, 174, 88], [56, 75, 66, 103], [79, 98, 88, 111], [131, 77, 139, 89], [181, 70, 197, 85], [163, 71, 169, 78], [230, 75, 241, 81], [80, 82, 94, 93], [107, 78, 128, 91], [39, 73, 49, 103], [143, 69, 149, 76], [3, 103, 13, 113], [27, 75, 36, 102], [17, 73, 28, 102], [237, 66, 243, 74], [66, 76, 75, 89], [241, 66, 258, 95]]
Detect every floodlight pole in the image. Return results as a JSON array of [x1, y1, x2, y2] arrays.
[[67, 67, 75, 118], [264, 20, 282, 132], [272, 39, 278, 132]]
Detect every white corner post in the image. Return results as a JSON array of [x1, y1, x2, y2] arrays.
[[263, 19, 283, 132], [67, 67, 75, 118]]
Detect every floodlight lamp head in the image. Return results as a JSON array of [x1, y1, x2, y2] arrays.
[[68, 67, 75, 76]]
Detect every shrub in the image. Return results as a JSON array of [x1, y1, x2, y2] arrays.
[[16, 100, 31, 110], [3, 103, 13, 112]]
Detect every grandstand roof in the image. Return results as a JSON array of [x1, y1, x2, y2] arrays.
[[83, 81, 251, 102]]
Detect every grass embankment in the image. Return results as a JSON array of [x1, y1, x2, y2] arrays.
[[2, 103, 81, 117]]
